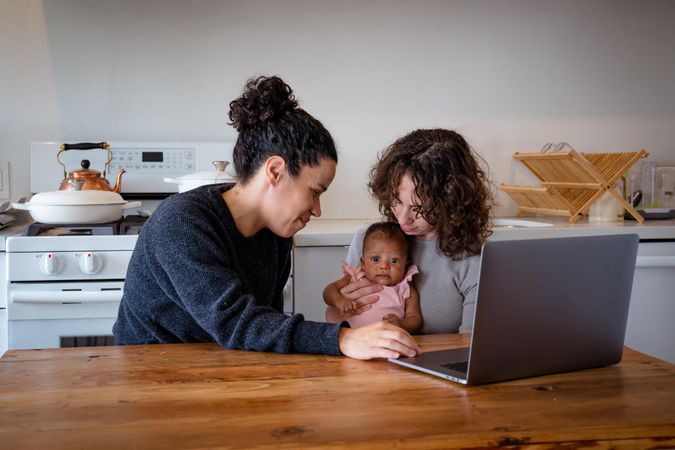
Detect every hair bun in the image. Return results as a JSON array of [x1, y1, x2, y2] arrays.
[[229, 76, 298, 131]]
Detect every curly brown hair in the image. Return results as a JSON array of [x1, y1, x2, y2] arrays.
[[368, 129, 493, 258]]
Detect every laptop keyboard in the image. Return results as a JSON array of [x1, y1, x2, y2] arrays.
[[441, 361, 469, 373]]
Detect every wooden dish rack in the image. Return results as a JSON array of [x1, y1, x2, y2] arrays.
[[500, 149, 649, 223]]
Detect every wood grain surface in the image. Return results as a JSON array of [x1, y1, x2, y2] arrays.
[[1, 334, 674, 449]]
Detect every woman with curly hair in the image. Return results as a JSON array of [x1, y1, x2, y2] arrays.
[[114, 75, 420, 360], [324, 129, 493, 333]]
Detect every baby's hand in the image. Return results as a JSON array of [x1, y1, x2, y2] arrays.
[[382, 314, 401, 326], [336, 298, 355, 314]]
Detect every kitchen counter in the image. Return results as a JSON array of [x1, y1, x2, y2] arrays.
[[294, 217, 675, 246], [1, 335, 674, 449], [291, 219, 675, 364], [294, 218, 373, 246], [0, 210, 32, 251], [489, 216, 675, 241]]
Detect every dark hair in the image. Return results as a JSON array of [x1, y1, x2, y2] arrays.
[[228, 76, 337, 182], [368, 129, 493, 258], [363, 221, 411, 261]]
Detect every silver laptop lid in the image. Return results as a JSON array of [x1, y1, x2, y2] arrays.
[[465, 233, 639, 384]]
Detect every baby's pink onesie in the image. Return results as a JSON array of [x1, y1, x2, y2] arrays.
[[341, 261, 419, 328]]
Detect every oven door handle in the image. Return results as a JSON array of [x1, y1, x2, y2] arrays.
[[11, 290, 123, 304]]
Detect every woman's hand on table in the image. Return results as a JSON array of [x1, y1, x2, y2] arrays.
[[338, 322, 421, 360]]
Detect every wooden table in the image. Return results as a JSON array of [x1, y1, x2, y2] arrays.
[[1, 334, 674, 449]]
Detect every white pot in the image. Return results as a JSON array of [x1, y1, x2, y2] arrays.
[[11, 190, 142, 224], [164, 161, 236, 193]]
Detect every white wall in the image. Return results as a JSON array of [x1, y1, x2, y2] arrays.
[[2, 0, 674, 218]]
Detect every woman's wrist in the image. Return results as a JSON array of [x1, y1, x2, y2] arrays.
[[337, 325, 352, 355]]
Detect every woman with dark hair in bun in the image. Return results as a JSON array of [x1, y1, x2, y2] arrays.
[[114, 76, 420, 360]]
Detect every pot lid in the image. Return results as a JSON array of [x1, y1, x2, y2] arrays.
[[29, 190, 125, 206], [166, 171, 236, 182]]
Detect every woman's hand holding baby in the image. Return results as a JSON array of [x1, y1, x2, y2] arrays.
[[324, 275, 383, 322], [338, 277, 382, 313]]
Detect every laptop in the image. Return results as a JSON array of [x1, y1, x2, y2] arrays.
[[389, 234, 639, 385]]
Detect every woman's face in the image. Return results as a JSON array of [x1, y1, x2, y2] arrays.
[[391, 173, 437, 240], [268, 158, 336, 238]]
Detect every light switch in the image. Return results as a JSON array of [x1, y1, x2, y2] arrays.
[[0, 161, 9, 200]]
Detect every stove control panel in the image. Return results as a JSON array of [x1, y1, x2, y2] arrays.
[[108, 148, 196, 173], [31, 141, 234, 195], [8, 251, 131, 281]]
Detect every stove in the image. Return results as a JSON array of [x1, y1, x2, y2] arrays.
[[0, 210, 33, 356], [5, 221, 142, 350], [3, 140, 234, 351]]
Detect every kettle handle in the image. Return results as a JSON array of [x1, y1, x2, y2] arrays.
[[61, 142, 109, 151], [57, 142, 112, 178]]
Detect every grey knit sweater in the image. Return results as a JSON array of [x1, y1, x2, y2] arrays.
[[113, 183, 343, 355]]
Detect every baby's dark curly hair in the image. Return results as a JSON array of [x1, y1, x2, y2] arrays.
[[363, 221, 411, 262], [369, 129, 493, 258], [228, 75, 336, 182]]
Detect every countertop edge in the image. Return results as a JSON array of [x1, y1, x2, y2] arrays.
[[293, 218, 675, 247]]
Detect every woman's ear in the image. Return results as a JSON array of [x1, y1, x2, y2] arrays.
[[264, 155, 286, 187]]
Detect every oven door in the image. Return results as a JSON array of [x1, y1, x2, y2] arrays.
[[7, 280, 123, 350]]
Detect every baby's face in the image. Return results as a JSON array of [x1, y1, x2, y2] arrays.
[[361, 237, 407, 287]]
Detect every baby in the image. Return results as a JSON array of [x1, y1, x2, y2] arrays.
[[325, 222, 422, 334]]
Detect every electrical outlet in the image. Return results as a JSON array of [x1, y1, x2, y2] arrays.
[[0, 161, 10, 200]]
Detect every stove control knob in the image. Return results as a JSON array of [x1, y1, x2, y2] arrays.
[[39, 253, 63, 275], [79, 252, 102, 275]]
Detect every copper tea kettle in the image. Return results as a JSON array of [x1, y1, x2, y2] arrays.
[[57, 142, 125, 192]]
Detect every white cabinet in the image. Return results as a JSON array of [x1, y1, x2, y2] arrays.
[[0, 309, 6, 357], [624, 242, 675, 364], [1, 254, 6, 357], [293, 246, 347, 322]]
